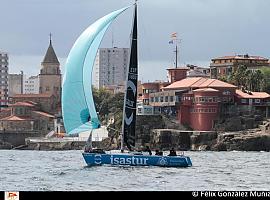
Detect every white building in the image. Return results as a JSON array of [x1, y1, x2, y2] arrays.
[[137, 101, 155, 115], [186, 64, 210, 78], [24, 75, 39, 94], [8, 72, 26, 96], [78, 126, 109, 141], [0, 52, 9, 107], [93, 47, 129, 89]]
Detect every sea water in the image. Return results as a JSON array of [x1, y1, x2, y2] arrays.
[[0, 150, 269, 191]]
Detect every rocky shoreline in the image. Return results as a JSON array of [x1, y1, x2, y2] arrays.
[[1, 128, 269, 152]]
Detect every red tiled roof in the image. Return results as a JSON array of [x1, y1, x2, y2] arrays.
[[212, 55, 268, 61], [164, 77, 237, 90], [193, 88, 219, 92], [9, 102, 35, 107], [236, 89, 270, 99], [1, 108, 11, 112], [32, 111, 55, 118], [1, 115, 34, 121], [12, 94, 53, 98], [167, 67, 189, 70], [201, 79, 236, 88]]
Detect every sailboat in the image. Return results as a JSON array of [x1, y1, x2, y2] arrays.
[[62, 2, 192, 167]]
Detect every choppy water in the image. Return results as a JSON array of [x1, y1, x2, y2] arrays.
[[0, 150, 269, 191]]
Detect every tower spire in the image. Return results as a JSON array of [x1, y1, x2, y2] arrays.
[[42, 33, 59, 64], [49, 33, 52, 45]]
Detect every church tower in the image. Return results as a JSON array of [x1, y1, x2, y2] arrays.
[[39, 34, 61, 105]]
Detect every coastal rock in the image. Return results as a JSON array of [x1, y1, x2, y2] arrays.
[[190, 131, 218, 150], [0, 141, 13, 149], [150, 129, 192, 150], [212, 130, 270, 151]]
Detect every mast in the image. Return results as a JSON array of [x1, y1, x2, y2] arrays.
[[170, 32, 178, 68], [175, 43, 178, 68], [121, 1, 138, 151]]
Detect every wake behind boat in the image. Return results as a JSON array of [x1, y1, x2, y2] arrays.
[[62, 1, 192, 168]]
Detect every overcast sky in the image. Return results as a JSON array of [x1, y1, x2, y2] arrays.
[[1, 0, 270, 82]]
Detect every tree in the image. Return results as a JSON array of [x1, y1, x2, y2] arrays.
[[229, 66, 265, 92], [92, 87, 124, 130], [231, 65, 248, 89], [260, 67, 270, 93]]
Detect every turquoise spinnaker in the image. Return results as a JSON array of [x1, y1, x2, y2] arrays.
[[62, 6, 129, 135]]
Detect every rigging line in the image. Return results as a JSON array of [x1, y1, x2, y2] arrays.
[[111, 22, 114, 48]]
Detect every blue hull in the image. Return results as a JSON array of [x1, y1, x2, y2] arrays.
[[82, 152, 192, 167]]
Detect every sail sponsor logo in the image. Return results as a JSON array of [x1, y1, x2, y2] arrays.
[[126, 99, 134, 107], [128, 74, 137, 80], [127, 80, 136, 96], [110, 155, 148, 165], [125, 112, 133, 125]]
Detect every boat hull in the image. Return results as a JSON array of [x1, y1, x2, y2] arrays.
[[82, 152, 192, 167]]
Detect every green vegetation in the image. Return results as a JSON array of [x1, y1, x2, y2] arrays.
[[92, 87, 124, 132], [219, 65, 270, 92], [261, 67, 270, 94]]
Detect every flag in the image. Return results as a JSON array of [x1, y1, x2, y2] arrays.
[[171, 32, 177, 39], [169, 40, 173, 44]]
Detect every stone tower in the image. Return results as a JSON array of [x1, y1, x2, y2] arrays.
[[39, 35, 61, 105]]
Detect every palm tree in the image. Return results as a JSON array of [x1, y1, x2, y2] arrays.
[[254, 70, 264, 91], [233, 65, 248, 89]]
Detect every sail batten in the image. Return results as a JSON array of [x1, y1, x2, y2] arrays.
[[62, 6, 130, 135]]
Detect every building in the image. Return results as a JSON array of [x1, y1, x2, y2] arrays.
[[8, 72, 25, 96], [210, 54, 270, 79], [24, 75, 39, 94], [0, 101, 55, 135], [79, 126, 108, 141], [167, 67, 189, 83], [161, 77, 270, 131], [149, 90, 183, 115], [163, 77, 237, 131], [0, 52, 8, 107], [137, 101, 155, 115], [186, 64, 210, 78], [138, 81, 170, 105], [92, 47, 129, 89], [39, 38, 61, 105], [9, 93, 57, 114], [235, 89, 270, 117], [103, 84, 125, 94]]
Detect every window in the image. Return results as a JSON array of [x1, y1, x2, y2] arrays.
[[223, 90, 231, 95], [170, 96, 174, 102], [165, 96, 168, 102], [241, 99, 247, 104], [199, 97, 205, 103], [143, 89, 149, 94], [255, 99, 260, 104], [143, 99, 149, 105]]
